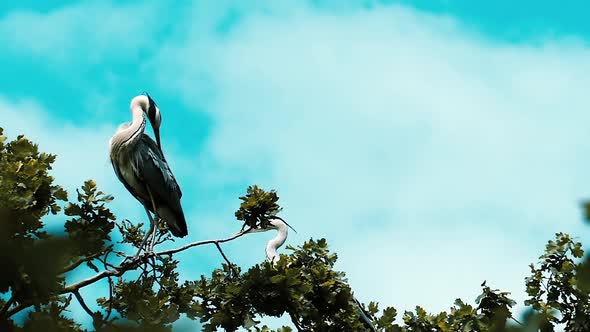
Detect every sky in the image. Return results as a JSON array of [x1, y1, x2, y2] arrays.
[[2, 0, 590, 329]]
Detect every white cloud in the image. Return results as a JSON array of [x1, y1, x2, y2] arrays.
[[0, 1, 159, 64], [152, 2, 590, 319], [3, 0, 590, 328], [1, 98, 112, 192]]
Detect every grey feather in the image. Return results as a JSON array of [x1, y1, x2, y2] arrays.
[[111, 133, 187, 237]]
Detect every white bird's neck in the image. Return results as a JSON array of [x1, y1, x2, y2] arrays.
[[266, 222, 288, 264]]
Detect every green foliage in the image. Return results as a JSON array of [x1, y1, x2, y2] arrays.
[[235, 185, 282, 230], [64, 180, 115, 257], [97, 257, 186, 328], [0, 129, 117, 330], [20, 296, 84, 332], [380, 282, 517, 332], [475, 281, 516, 327], [0, 128, 67, 241], [192, 238, 372, 331], [1, 127, 590, 332], [524, 233, 590, 331]]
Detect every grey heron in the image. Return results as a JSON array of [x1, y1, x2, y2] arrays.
[[246, 218, 377, 331], [109, 94, 187, 257]]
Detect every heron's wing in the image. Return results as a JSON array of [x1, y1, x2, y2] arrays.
[[138, 135, 183, 197], [143, 135, 183, 198], [111, 156, 142, 205], [135, 135, 187, 237]]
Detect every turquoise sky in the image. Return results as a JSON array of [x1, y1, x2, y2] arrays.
[[2, 1, 590, 329]]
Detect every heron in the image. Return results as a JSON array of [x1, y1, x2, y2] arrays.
[[109, 94, 187, 257], [245, 218, 377, 331]]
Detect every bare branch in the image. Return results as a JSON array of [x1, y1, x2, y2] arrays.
[[289, 312, 304, 332], [62, 268, 123, 294], [0, 296, 14, 317], [511, 316, 524, 326], [6, 229, 253, 319], [73, 290, 95, 319], [158, 227, 252, 256], [101, 250, 115, 321], [214, 242, 239, 276], [5, 302, 27, 318], [61, 246, 112, 274]]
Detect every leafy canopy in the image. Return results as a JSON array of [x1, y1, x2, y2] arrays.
[[1, 127, 590, 331]]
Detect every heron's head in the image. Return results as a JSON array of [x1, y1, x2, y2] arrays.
[[144, 93, 162, 150]]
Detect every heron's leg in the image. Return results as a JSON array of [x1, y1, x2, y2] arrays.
[[134, 206, 157, 259], [148, 219, 159, 252], [145, 187, 160, 253]]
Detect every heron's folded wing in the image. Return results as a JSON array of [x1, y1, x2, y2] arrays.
[[111, 158, 142, 202], [142, 135, 183, 198], [136, 135, 184, 213]]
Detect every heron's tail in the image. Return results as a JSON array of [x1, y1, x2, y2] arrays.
[[157, 206, 188, 237]]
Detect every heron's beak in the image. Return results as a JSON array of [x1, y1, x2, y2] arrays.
[[154, 127, 162, 152]]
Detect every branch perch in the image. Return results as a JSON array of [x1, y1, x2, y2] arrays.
[[61, 247, 112, 274], [5, 228, 253, 318], [0, 296, 14, 317]]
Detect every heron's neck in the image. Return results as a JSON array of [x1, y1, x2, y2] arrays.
[[266, 224, 288, 264], [111, 105, 146, 153]]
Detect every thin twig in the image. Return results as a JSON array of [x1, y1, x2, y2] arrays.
[[0, 296, 14, 317], [96, 248, 118, 270], [137, 263, 150, 282], [354, 297, 376, 332], [61, 248, 111, 274], [63, 268, 123, 294], [214, 242, 239, 276], [73, 290, 95, 319], [511, 316, 524, 326], [5, 303, 27, 318], [102, 251, 114, 321], [289, 312, 304, 331], [6, 229, 252, 319], [159, 227, 252, 256]]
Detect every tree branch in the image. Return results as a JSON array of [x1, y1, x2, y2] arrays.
[[158, 227, 252, 256], [353, 297, 377, 332], [288, 312, 304, 332], [61, 247, 112, 274], [6, 228, 253, 319], [5, 302, 27, 318], [0, 296, 14, 317], [511, 316, 524, 326], [214, 241, 239, 276], [62, 268, 123, 294], [73, 290, 95, 319], [101, 250, 115, 321]]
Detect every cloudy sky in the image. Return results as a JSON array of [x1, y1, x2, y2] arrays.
[[2, 0, 590, 329]]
